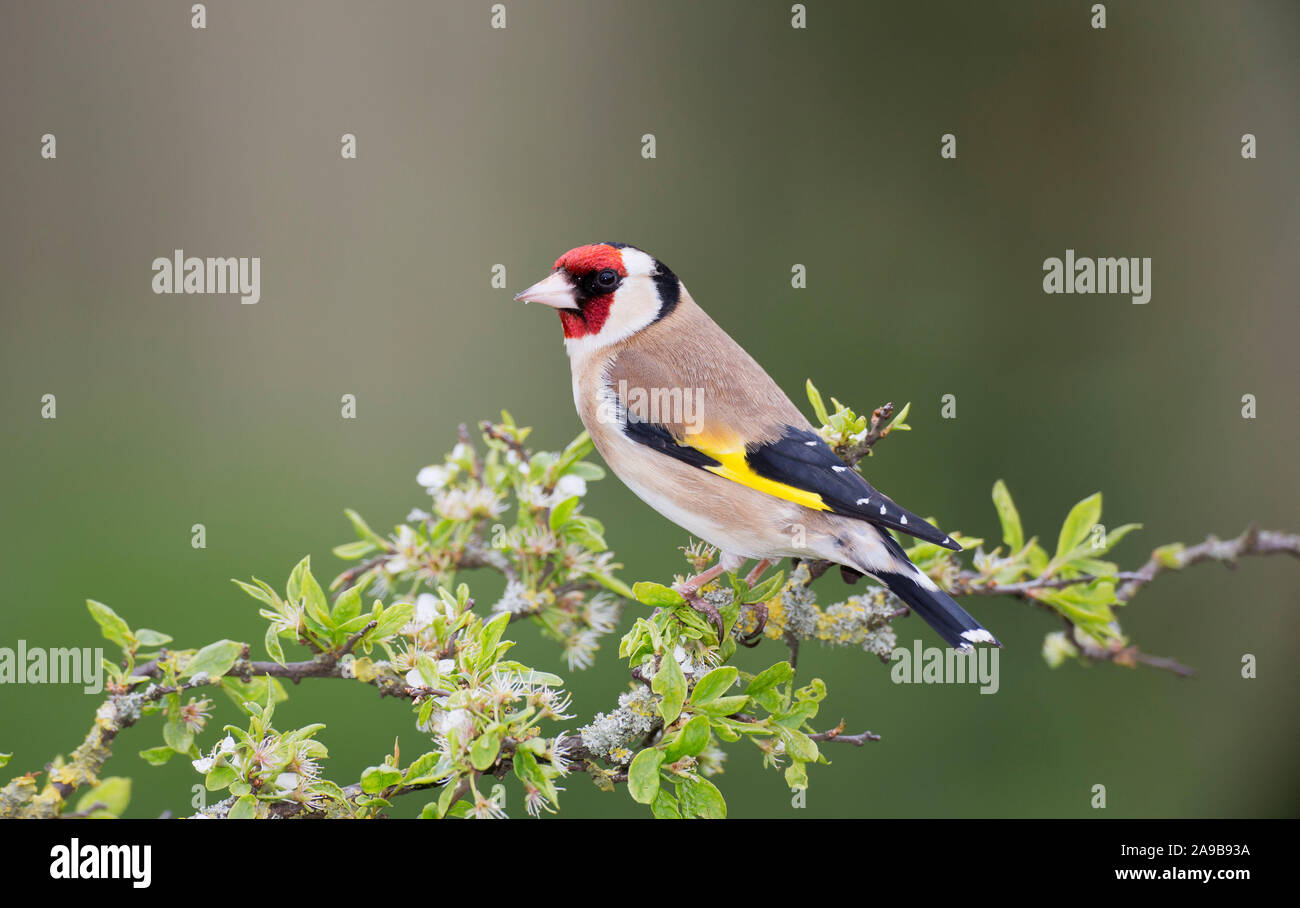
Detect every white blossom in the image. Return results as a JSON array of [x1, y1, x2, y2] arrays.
[[417, 464, 453, 490]]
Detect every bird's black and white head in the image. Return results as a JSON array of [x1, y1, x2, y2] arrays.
[[514, 243, 681, 356]]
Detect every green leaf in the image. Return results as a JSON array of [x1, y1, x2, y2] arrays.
[[221, 676, 288, 714], [549, 495, 580, 532], [566, 461, 605, 481], [75, 777, 131, 817], [633, 582, 686, 607], [495, 662, 564, 687], [1055, 492, 1102, 561], [300, 568, 333, 628], [663, 715, 710, 762], [436, 775, 464, 817], [806, 379, 830, 425], [775, 699, 819, 728], [690, 694, 749, 717], [0, 753, 11, 769], [991, 480, 1024, 552], [795, 677, 827, 703], [232, 578, 278, 609], [741, 571, 784, 604], [163, 708, 193, 754], [370, 602, 414, 640], [228, 794, 257, 819], [183, 639, 243, 680], [651, 789, 681, 819], [565, 517, 607, 552], [1036, 583, 1121, 643], [263, 623, 286, 666], [628, 748, 664, 804], [512, 749, 555, 801], [592, 573, 635, 601], [138, 746, 175, 767], [332, 540, 375, 560], [678, 775, 726, 819], [690, 666, 738, 705], [402, 753, 440, 786], [478, 612, 510, 667], [470, 728, 503, 772], [286, 556, 312, 603], [886, 400, 911, 431], [784, 761, 809, 791], [552, 430, 596, 478], [345, 508, 389, 548], [134, 628, 173, 647], [360, 764, 402, 794], [779, 728, 820, 763], [746, 660, 794, 711], [652, 654, 687, 724], [86, 600, 135, 652], [205, 764, 238, 791]]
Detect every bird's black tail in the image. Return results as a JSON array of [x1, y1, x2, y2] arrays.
[[876, 569, 1000, 652]]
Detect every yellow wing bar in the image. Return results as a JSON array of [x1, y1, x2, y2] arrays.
[[696, 448, 831, 512]]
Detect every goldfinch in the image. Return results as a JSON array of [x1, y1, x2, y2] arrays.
[[515, 242, 998, 653]]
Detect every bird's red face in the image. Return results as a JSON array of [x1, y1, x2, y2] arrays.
[[515, 243, 681, 349]]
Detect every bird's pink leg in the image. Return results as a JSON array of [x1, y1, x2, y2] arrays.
[[738, 558, 776, 647], [744, 558, 774, 587], [675, 562, 730, 644]]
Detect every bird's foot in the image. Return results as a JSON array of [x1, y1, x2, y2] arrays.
[[735, 557, 775, 646], [675, 583, 726, 645], [738, 600, 768, 647]]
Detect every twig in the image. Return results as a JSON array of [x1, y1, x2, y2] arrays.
[[339, 620, 378, 657], [134, 645, 452, 699], [479, 420, 530, 461], [809, 720, 881, 746], [840, 401, 895, 466], [1116, 524, 1298, 602], [334, 556, 391, 591], [956, 572, 1145, 596]]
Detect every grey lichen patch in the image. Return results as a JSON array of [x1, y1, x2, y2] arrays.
[[760, 562, 899, 660], [578, 685, 660, 765]]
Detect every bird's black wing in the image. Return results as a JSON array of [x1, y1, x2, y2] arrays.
[[744, 426, 961, 550], [623, 416, 961, 551]]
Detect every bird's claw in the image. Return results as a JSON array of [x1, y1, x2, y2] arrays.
[[676, 585, 726, 645], [738, 600, 768, 647]]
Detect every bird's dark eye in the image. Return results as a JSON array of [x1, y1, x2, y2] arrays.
[[596, 269, 619, 289]]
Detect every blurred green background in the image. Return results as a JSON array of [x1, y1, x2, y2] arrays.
[[2, 0, 1297, 818]]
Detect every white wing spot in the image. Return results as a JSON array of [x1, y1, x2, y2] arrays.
[[879, 505, 887, 515], [804, 440, 817, 447], [856, 497, 870, 506], [900, 516, 908, 525], [832, 465, 847, 473]]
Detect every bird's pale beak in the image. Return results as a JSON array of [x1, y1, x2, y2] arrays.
[[513, 271, 579, 310]]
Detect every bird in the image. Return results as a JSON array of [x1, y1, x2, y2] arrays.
[[515, 242, 998, 653]]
